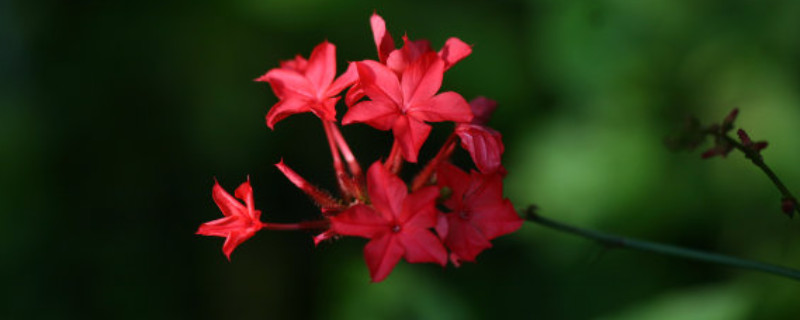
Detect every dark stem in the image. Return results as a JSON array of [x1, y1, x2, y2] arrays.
[[721, 134, 799, 217], [524, 206, 800, 281], [261, 220, 330, 231]]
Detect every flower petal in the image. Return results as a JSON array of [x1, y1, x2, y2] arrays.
[[326, 62, 358, 98], [435, 212, 449, 240], [364, 233, 404, 282], [212, 180, 246, 217], [443, 214, 492, 263], [265, 98, 312, 129], [370, 13, 395, 63], [222, 230, 257, 261], [435, 162, 470, 209], [399, 229, 447, 266], [279, 54, 308, 72], [345, 82, 366, 107], [256, 68, 315, 100], [464, 170, 504, 208], [392, 116, 432, 163], [365, 161, 407, 220], [304, 41, 337, 93], [356, 60, 403, 107], [330, 204, 389, 238], [234, 179, 258, 220], [196, 216, 240, 237], [342, 100, 399, 131], [470, 199, 523, 240], [401, 52, 444, 107], [386, 37, 433, 74], [467, 97, 497, 125], [399, 185, 439, 227], [438, 37, 472, 70], [408, 91, 473, 123]]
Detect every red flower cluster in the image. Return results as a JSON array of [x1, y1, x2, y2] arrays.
[[197, 13, 523, 282]]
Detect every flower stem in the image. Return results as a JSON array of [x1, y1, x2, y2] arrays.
[[721, 134, 799, 217], [322, 120, 355, 201], [523, 206, 800, 281], [411, 134, 457, 191], [329, 123, 363, 180], [329, 123, 366, 200], [262, 220, 330, 231], [385, 141, 404, 174]]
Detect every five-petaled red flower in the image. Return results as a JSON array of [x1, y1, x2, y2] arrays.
[[257, 41, 357, 129], [197, 179, 263, 260], [343, 53, 473, 162], [331, 161, 447, 282], [435, 162, 522, 266], [346, 13, 472, 106]]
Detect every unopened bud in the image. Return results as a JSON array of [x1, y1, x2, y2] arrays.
[[737, 129, 752, 145], [782, 198, 796, 218], [722, 108, 739, 132], [468, 97, 498, 125], [701, 148, 720, 159]]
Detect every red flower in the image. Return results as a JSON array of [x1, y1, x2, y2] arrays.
[[455, 97, 505, 174], [256, 41, 357, 129], [435, 162, 522, 266], [343, 53, 473, 162], [371, 13, 471, 73], [197, 178, 264, 260], [330, 161, 447, 282], [346, 13, 472, 107]]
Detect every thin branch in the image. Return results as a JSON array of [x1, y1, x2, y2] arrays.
[[721, 134, 799, 217], [523, 206, 800, 281]]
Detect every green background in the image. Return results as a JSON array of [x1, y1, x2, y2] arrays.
[[3, 0, 800, 319]]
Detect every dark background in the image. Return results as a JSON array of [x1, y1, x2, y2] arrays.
[[3, 0, 800, 319]]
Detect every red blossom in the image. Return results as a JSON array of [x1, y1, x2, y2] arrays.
[[455, 97, 505, 174], [330, 161, 447, 282], [256, 41, 357, 129], [343, 53, 473, 162], [197, 179, 263, 260], [346, 13, 472, 107], [202, 13, 521, 281], [435, 162, 522, 266]]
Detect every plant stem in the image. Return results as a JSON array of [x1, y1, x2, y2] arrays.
[[722, 134, 799, 217], [523, 206, 800, 281], [322, 120, 354, 201], [411, 134, 457, 191], [262, 220, 330, 231]]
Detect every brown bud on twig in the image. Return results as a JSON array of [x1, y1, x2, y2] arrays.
[[781, 197, 796, 218]]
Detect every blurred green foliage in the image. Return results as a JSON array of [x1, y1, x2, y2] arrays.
[[2, 0, 800, 319]]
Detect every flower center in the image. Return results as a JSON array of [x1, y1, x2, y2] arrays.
[[391, 224, 402, 233], [458, 211, 471, 220]]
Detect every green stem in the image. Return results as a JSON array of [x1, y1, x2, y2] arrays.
[[524, 207, 800, 281]]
